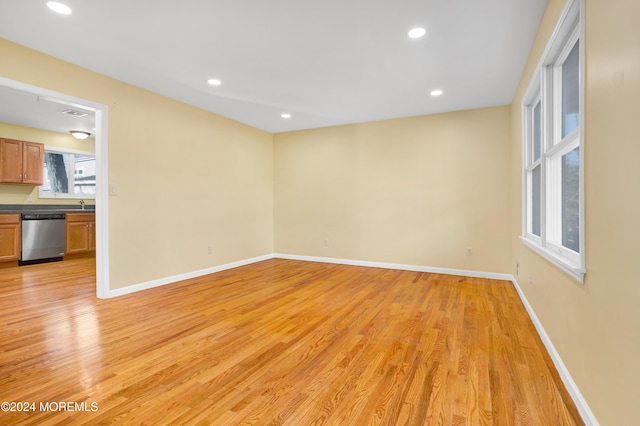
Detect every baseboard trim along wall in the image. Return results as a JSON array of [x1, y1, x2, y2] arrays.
[[274, 253, 514, 281], [510, 277, 599, 426], [107, 252, 596, 424], [110, 253, 513, 299], [106, 254, 275, 298]]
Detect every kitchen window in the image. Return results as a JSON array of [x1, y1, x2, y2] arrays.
[[521, 0, 584, 281], [39, 147, 96, 199]]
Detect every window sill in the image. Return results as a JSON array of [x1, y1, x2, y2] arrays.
[[39, 193, 96, 200], [520, 236, 585, 283]]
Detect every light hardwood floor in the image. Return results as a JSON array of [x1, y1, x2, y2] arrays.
[[0, 258, 583, 425]]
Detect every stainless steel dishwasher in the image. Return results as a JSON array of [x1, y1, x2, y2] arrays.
[[20, 212, 66, 265]]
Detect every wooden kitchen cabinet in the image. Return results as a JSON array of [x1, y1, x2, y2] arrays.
[[0, 138, 44, 185], [0, 214, 20, 262], [66, 212, 95, 254]]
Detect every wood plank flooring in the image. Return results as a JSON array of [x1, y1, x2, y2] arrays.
[[0, 258, 583, 425]]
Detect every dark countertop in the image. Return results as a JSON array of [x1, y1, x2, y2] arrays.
[[0, 204, 96, 215]]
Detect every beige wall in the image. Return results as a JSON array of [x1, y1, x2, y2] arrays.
[[0, 122, 96, 205], [275, 107, 512, 273], [0, 38, 274, 290], [510, 0, 640, 424]]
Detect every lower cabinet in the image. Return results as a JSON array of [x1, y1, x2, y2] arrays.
[[66, 212, 95, 254], [0, 214, 20, 262]]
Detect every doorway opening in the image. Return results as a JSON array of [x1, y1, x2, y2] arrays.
[[0, 76, 109, 298]]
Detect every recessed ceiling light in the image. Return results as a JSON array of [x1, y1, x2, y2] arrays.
[[430, 89, 444, 97], [281, 113, 292, 119], [47, 2, 72, 15], [207, 79, 221, 86], [408, 27, 426, 39]]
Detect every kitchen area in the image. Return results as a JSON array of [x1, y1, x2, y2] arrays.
[[0, 202, 95, 265], [0, 84, 96, 268]]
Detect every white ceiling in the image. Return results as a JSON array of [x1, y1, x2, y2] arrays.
[[0, 0, 548, 134], [0, 84, 96, 137]]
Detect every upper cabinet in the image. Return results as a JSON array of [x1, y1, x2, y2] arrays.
[[0, 138, 44, 185]]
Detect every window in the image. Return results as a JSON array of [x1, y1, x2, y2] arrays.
[[522, 0, 584, 282], [39, 147, 96, 199]]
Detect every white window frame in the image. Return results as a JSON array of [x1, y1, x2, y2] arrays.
[[521, 0, 585, 282]]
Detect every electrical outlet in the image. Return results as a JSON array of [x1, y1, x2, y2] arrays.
[[466, 247, 473, 256], [324, 238, 329, 247], [26, 194, 32, 202], [208, 246, 213, 255]]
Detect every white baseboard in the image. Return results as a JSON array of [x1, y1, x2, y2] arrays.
[[273, 253, 513, 281], [106, 254, 275, 298], [107, 253, 511, 298], [510, 276, 599, 426]]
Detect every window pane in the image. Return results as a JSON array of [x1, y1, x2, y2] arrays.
[[562, 41, 580, 138], [43, 152, 69, 194], [74, 155, 96, 195], [533, 101, 541, 161], [532, 165, 541, 237], [562, 147, 580, 252]]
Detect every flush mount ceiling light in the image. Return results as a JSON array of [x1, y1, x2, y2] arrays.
[[207, 79, 222, 86], [408, 27, 426, 39], [430, 89, 444, 97], [281, 113, 292, 119], [47, 1, 72, 15], [70, 130, 91, 140]]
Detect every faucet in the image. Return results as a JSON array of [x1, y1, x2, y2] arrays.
[[79, 200, 85, 210]]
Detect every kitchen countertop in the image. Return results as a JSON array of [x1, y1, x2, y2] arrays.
[[0, 204, 96, 215]]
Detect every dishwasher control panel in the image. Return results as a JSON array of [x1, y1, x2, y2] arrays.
[[22, 213, 66, 220]]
